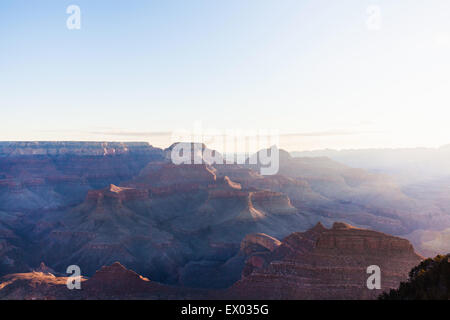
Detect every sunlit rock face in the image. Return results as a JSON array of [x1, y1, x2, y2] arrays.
[[227, 222, 423, 300], [0, 262, 204, 300]]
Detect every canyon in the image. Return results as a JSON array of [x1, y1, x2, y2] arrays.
[[226, 222, 422, 299], [0, 223, 422, 300], [0, 141, 448, 299]]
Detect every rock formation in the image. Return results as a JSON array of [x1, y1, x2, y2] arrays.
[[0, 262, 204, 300], [227, 222, 423, 299], [0, 141, 446, 293], [30, 161, 310, 287], [0, 226, 424, 300], [0, 142, 164, 212]]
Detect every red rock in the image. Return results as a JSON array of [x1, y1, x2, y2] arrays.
[[227, 222, 423, 300], [83, 262, 151, 295], [240, 233, 282, 255], [86, 184, 149, 202]]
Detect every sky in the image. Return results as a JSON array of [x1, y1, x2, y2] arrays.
[[1, 0, 450, 151]]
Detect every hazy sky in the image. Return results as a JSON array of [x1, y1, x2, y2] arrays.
[[1, 0, 450, 151]]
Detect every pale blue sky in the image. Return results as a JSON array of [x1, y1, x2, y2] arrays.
[[1, 1, 450, 150]]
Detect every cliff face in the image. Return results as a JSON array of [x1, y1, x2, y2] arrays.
[[0, 142, 442, 294], [246, 147, 450, 238], [227, 222, 423, 300], [24, 157, 310, 287], [0, 262, 205, 300], [0, 241, 425, 300], [81, 261, 205, 299], [83, 262, 152, 295], [0, 142, 156, 156], [0, 272, 83, 300], [86, 184, 149, 202], [0, 211, 29, 276], [0, 142, 164, 212], [132, 162, 217, 188]]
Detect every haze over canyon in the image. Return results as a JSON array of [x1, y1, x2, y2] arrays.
[[0, 141, 449, 299]]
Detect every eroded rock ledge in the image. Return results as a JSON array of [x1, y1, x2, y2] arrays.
[[227, 222, 423, 299]]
